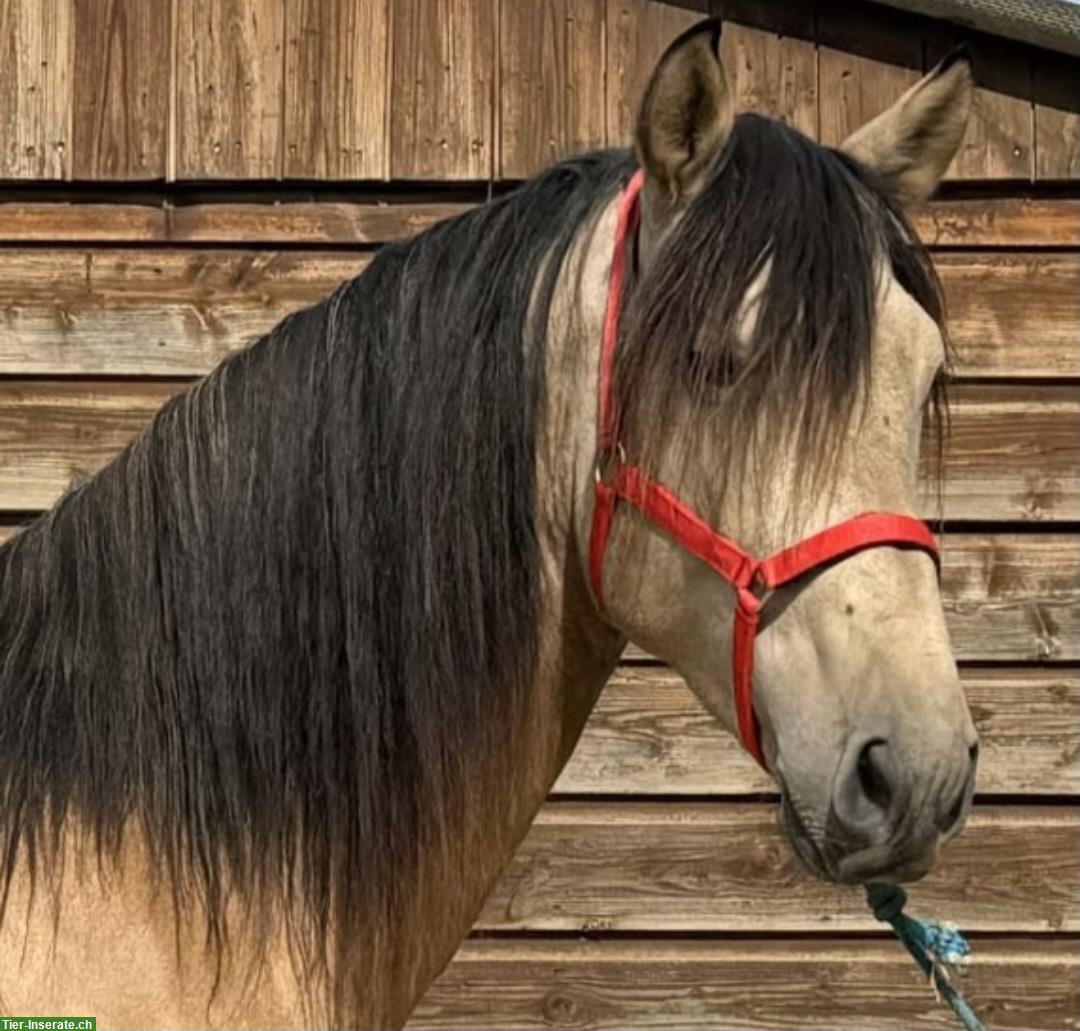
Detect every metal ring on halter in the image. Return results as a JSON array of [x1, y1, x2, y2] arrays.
[[748, 567, 771, 601], [593, 441, 627, 485]]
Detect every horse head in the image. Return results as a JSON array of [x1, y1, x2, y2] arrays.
[[587, 20, 977, 885]]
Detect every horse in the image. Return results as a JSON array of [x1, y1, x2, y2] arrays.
[[0, 19, 977, 1029]]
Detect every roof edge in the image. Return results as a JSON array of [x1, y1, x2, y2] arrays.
[[865, 0, 1080, 58]]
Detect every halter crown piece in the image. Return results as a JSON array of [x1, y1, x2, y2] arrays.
[[588, 170, 940, 769]]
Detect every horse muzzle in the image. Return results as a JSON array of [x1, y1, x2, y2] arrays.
[[779, 738, 978, 885]]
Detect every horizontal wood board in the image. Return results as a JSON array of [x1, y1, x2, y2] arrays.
[[473, 803, 1080, 933], [0, 197, 1075, 248], [410, 938, 1079, 1030], [0, 245, 1075, 378], [0, 381, 1075, 521], [556, 666, 1080, 796]]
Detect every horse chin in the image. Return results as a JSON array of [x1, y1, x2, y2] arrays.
[[834, 843, 937, 886], [778, 791, 938, 886]]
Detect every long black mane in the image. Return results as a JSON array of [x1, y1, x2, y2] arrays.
[[0, 150, 632, 1008]]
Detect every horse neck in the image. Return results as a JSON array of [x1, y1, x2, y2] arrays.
[[343, 203, 629, 1024], [528, 191, 629, 742], [0, 193, 632, 1028]]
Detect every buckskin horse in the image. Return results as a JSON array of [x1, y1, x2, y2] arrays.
[[0, 20, 978, 1029]]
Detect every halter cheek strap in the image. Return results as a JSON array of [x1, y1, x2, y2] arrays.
[[589, 171, 940, 770]]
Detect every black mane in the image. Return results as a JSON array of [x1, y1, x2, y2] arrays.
[[0, 149, 633, 1009], [615, 113, 946, 504]]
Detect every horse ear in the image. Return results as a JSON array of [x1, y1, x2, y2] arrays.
[[841, 47, 974, 203], [635, 19, 734, 209]]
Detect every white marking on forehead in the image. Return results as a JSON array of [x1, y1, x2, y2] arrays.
[[732, 254, 774, 355]]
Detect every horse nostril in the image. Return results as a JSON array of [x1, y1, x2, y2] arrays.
[[941, 744, 978, 833], [856, 738, 894, 813], [944, 782, 966, 830], [831, 737, 906, 844]]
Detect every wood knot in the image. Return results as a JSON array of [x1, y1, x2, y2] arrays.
[[542, 990, 589, 1028]]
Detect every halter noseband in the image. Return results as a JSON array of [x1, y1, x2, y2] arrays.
[[588, 170, 940, 770]]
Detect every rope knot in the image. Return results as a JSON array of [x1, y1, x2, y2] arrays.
[[866, 882, 908, 923]]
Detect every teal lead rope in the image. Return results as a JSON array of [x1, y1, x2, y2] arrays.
[[866, 884, 988, 1031]]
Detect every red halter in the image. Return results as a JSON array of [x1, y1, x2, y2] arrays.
[[588, 170, 940, 770]]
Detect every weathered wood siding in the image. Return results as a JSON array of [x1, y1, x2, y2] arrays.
[[0, 0, 1077, 1028], [0, 0, 1078, 182]]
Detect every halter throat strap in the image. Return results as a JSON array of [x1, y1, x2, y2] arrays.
[[588, 170, 940, 770]]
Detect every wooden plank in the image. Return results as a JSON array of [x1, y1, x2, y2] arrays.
[[174, 0, 285, 179], [925, 384, 1079, 522], [0, 249, 370, 377], [0, 202, 472, 244], [496, 0, 605, 175], [412, 938, 1079, 1031], [71, 0, 169, 179], [928, 32, 1033, 182], [719, 21, 817, 139], [604, 0, 703, 147], [0, 389, 1075, 528], [818, 46, 920, 150], [0, 203, 169, 242], [565, 0, 606, 156], [910, 197, 1080, 247], [816, 2, 922, 149], [0, 380, 179, 510], [1034, 48, 1080, 181], [499, 0, 565, 178], [389, 0, 495, 180], [476, 803, 1079, 933], [939, 253, 1080, 378], [283, 0, 388, 179], [941, 534, 1080, 663], [0, 0, 73, 179], [0, 248, 1075, 380], [0, 198, 1077, 248], [556, 665, 1080, 797], [166, 202, 471, 243]]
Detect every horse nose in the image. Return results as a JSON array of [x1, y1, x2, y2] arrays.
[[831, 737, 906, 842], [828, 735, 979, 877]]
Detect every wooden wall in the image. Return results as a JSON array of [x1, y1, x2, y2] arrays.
[[0, 0, 1078, 181], [0, 0, 1078, 1028]]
